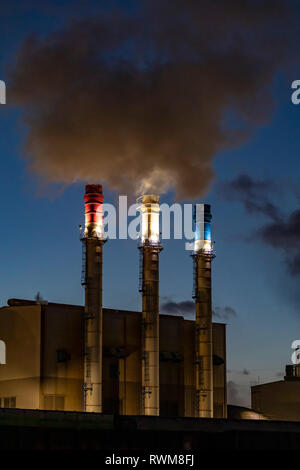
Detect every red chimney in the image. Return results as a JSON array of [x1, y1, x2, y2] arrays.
[[84, 184, 104, 238]]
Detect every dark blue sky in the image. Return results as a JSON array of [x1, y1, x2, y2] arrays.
[[0, 1, 299, 406]]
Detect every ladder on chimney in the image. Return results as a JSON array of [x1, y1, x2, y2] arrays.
[[81, 239, 87, 285], [192, 254, 197, 299], [139, 247, 144, 293]]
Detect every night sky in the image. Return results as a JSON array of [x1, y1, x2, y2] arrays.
[[0, 1, 299, 407]]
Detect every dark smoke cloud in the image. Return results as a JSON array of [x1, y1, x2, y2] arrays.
[[161, 301, 237, 322], [213, 306, 237, 321], [222, 174, 280, 221], [8, 1, 296, 198], [258, 210, 300, 275], [227, 380, 246, 406], [227, 174, 273, 197], [223, 174, 300, 276], [227, 381, 239, 404], [161, 300, 194, 316]]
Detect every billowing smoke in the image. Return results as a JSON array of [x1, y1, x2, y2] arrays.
[[258, 210, 300, 275], [227, 380, 246, 406], [161, 300, 194, 317], [161, 300, 238, 321], [223, 174, 300, 276], [222, 174, 280, 221], [213, 305, 237, 321], [8, 1, 295, 198]]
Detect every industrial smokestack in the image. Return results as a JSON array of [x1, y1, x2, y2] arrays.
[[193, 204, 215, 418], [138, 194, 162, 416], [82, 184, 105, 412]]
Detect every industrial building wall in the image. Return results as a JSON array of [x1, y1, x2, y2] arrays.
[[0, 302, 227, 416], [252, 381, 300, 421], [102, 311, 226, 418], [103, 309, 141, 415], [183, 320, 195, 417], [183, 320, 227, 418], [212, 323, 227, 418], [0, 305, 41, 410], [41, 303, 84, 412], [41, 304, 142, 415], [160, 315, 185, 417]]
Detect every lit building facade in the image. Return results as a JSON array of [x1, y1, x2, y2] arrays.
[[0, 299, 226, 417], [252, 365, 300, 421]]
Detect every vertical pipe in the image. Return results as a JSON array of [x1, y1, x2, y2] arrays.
[[138, 195, 162, 416], [82, 184, 105, 412], [193, 204, 214, 418]]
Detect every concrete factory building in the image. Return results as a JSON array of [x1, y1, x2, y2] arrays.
[[0, 185, 227, 418], [251, 365, 300, 421]]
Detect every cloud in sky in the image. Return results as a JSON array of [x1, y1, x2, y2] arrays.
[[161, 300, 194, 317], [161, 300, 238, 323], [213, 306, 237, 321], [227, 380, 248, 406], [223, 174, 300, 277], [221, 173, 280, 221], [258, 209, 300, 275]]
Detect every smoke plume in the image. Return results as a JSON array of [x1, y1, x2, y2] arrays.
[[8, 1, 295, 198], [227, 380, 246, 406], [161, 300, 238, 321], [161, 300, 194, 317], [223, 174, 300, 276], [221, 174, 280, 221], [213, 305, 237, 321], [258, 209, 300, 275]]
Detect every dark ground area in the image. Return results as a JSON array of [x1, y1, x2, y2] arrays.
[[1, 408, 300, 450]]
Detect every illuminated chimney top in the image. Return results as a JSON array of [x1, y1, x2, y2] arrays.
[[138, 194, 160, 246], [84, 184, 104, 239]]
